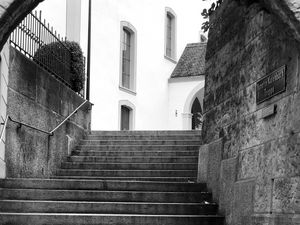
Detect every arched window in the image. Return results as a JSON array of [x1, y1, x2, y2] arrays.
[[165, 7, 177, 61], [119, 21, 137, 93], [119, 100, 135, 130], [121, 105, 131, 130], [191, 97, 203, 130]]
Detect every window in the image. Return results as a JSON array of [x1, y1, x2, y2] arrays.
[[166, 14, 172, 57], [165, 7, 176, 61], [121, 106, 131, 130], [119, 21, 137, 93], [122, 28, 131, 89], [119, 100, 135, 130]]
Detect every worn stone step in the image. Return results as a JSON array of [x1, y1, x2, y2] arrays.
[[86, 135, 201, 141], [76, 145, 200, 151], [0, 213, 224, 225], [91, 130, 202, 136], [56, 169, 197, 177], [51, 176, 197, 182], [61, 162, 198, 170], [0, 179, 206, 192], [79, 140, 202, 145], [0, 200, 218, 215], [67, 156, 198, 163], [1, 188, 212, 203], [72, 150, 198, 157]]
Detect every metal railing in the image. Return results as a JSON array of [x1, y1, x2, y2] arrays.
[[3, 100, 88, 137], [0, 116, 9, 142], [50, 100, 88, 134], [10, 10, 84, 97]]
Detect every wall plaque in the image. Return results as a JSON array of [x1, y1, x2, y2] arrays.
[[256, 65, 286, 104]]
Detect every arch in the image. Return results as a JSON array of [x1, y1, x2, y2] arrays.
[[0, 0, 43, 51], [191, 97, 203, 130], [182, 83, 204, 130], [118, 100, 135, 130], [183, 83, 205, 113]]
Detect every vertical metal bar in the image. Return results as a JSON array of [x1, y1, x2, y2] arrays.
[[28, 14, 32, 56], [38, 10, 42, 65], [86, 0, 92, 100], [22, 18, 25, 54], [25, 15, 29, 56]]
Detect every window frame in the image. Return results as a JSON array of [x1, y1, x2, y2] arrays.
[[118, 100, 136, 130], [164, 7, 177, 62], [119, 21, 137, 94]]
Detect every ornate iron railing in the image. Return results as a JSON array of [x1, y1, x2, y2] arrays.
[[10, 10, 84, 97]]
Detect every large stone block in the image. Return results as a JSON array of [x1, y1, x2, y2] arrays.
[[222, 120, 241, 159], [219, 157, 237, 225], [233, 180, 255, 225], [272, 177, 300, 214], [9, 48, 36, 100], [238, 145, 263, 180], [207, 138, 223, 201], [252, 135, 300, 213], [0, 157, 6, 178], [197, 144, 208, 183], [253, 213, 300, 225]]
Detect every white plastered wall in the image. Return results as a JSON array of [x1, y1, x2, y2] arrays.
[[168, 76, 205, 130], [0, 41, 10, 178]]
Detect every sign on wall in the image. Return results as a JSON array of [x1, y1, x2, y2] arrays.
[[256, 65, 286, 104]]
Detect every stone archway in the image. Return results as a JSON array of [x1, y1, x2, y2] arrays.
[[0, 0, 43, 50], [182, 84, 204, 130]]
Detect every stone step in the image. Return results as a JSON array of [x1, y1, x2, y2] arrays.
[[79, 140, 202, 145], [61, 162, 198, 170], [0, 179, 206, 192], [86, 135, 201, 140], [91, 130, 202, 136], [76, 145, 200, 151], [56, 169, 197, 178], [0, 213, 224, 225], [0, 200, 218, 215], [51, 176, 197, 182], [67, 156, 198, 163], [72, 150, 198, 157], [1, 188, 212, 203]]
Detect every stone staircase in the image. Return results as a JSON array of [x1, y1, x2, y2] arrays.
[[0, 130, 224, 225]]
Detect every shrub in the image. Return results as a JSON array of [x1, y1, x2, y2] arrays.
[[34, 41, 85, 92]]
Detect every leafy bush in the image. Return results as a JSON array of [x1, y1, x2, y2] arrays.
[[34, 41, 85, 92], [201, 0, 223, 32]]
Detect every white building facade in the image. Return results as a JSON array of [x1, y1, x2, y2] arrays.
[[90, 0, 208, 130], [34, 0, 209, 130]]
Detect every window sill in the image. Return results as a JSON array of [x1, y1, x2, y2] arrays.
[[119, 86, 137, 95], [164, 55, 177, 64]]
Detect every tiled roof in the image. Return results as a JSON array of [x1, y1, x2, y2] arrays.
[[170, 42, 206, 78]]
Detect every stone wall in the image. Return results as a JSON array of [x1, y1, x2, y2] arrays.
[[5, 46, 92, 178], [201, 0, 300, 225], [0, 41, 10, 178]]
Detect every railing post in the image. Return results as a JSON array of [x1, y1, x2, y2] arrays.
[[86, 0, 92, 101]]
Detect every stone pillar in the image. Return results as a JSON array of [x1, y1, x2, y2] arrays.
[[182, 113, 192, 130]]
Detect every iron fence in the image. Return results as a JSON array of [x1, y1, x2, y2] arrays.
[[10, 11, 84, 97]]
